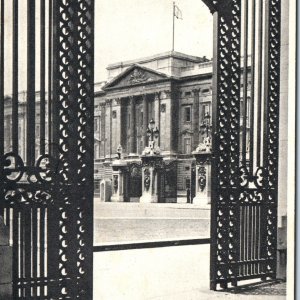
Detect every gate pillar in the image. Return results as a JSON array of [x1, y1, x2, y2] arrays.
[[111, 159, 128, 202], [140, 154, 163, 203], [192, 139, 212, 206]]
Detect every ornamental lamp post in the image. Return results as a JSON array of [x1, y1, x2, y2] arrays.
[[146, 118, 159, 149], [200, 112, 212, 138]]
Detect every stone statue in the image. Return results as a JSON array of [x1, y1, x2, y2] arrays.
[[117, 144, 123, 159], [195, 136, 212, 153]]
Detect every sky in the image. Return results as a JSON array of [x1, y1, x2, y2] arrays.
[[2, 0, 213, 93], [95, 0, 213, 82]]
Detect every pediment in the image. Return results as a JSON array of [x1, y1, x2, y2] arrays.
[[103, 65, 169, 89]]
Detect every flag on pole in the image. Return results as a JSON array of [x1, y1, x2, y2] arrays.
[[174, 4, 183, 20]]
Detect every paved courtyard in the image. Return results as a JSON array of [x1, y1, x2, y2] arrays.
[[93, 201, 210, 245], [94, 244, 287, 300]]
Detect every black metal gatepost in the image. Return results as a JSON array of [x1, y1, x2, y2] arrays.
[[0, 1, 94, 298], [205, 0, 281, 290]]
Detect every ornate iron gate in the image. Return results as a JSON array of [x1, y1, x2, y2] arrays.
[[206, 0, 281, 290], [158, 160, 177, 203], [0, 1, 94, 298], [128, 162, 142, 200]]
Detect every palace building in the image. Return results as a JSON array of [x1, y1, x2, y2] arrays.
[[93, 51, 251, 202], [2, 51, 251, 203]]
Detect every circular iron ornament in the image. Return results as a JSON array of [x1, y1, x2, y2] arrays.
[[2, 152, 24, 183], [239, 166, 249, 187], [35, 154, 56, 183], [254, 167, 266, 188]]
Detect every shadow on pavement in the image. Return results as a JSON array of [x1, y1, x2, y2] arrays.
[[221, 280, 286, 296]]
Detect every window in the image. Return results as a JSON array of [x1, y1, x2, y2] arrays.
[[36, 125, 40, 137], [94, 118, 98, 131], [185, 177, 191, 189], [112, 111, 117, 119], [94, 144, 99, 159], [183, 137, 191, 154], [160, 104, 166, 112], [184, 106, 191, 122], [94, 180, 100, 195], [201, 103, 210, 121], [185, 91, 191, 97], [140, 112, 143, 126]]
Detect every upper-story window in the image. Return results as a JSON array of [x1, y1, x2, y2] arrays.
[[94, 118, 98, 131], [183, 137, 191, 154], [184, 106, 191, 122], [201, 103, 211, 122], [140, 112, 143, 126]]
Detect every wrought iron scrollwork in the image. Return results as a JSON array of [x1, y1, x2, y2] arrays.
[[198, 166, 207, 191], [144, 169, 151, 191], [239, 166, 267, 188]]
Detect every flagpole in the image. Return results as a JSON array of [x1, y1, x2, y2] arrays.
[[172, 1, 175, 52]]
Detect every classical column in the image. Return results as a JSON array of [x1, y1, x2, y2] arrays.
[[112, 98, 122, 152], [154, 92, 160, 146], [193, 89, 200, 148], [142, 94, 148, 148], [105, 99, 112, 158], [129, 96, 136, 154], [99, 102, 106, 158], [170, 86, 179, 154]]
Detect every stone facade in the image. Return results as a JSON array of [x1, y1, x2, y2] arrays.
[[93, 52, 218, 199], [2, 51, 251, 202], [93, 51, 252, 201]]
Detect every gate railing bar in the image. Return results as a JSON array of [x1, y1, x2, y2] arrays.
[[32, 206, 38, 297], [39, 207, 45, 294], [249, 0, 256, 174], [209, 9, 219, 291], [256, 0, 263, 167], [12, 208, 18, 299], [26, 0, 36, 166], [48, 0, 52, 155], [93, 238, 211, 252], [242, 0, 248, 167], [24, 207, 31, 297], [12, 0, 19, 154], [40, 0, 46, 155], [0, 0, 4, 158], [262, 0, 270, 165]]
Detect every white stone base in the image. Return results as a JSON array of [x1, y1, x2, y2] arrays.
[[110, 195, 124, 202], [192, 195, 210, 207], [176, 196, 189, 204], [139, 193, 158, 203]]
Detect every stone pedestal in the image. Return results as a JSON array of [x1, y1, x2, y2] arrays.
[[192, 151, 212, 207], [0, 216, 12, 299], [111, 160, 128, 202], [139, 154, 163, 203], [100, 179, 112, 202]]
